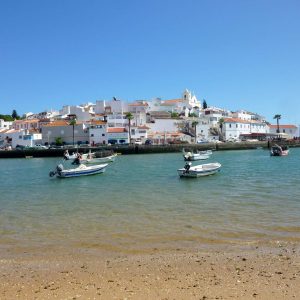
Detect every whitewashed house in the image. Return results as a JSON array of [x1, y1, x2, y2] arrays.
[[0, 129, 42, 148], [59, 104, 94, 122], [89, 120, 108, 145], [107, 127, 129, 144], [147, 89, 201, 115], [268, 124, 298, 139], [95, 98, 128, 114], [41, 121, 90, 145], [0, 119, 13, 130], [130, 125, 150, 141], [222, 118, 268, 141]]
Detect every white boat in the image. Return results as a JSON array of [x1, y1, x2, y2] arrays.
[[183, 149, 210, 161], [49, 163, 108, 178], [81, 153, 117, 164], [270, 144, 289, 156], [63, 151, 90, 160], [178, 162, 222, 178], [199, 150, 213, 155]]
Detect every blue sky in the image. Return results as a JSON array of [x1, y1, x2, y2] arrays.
[[1, 0, 300, 125]]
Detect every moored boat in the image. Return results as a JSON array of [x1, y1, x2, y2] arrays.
[[81, 153, 117, 164], [49, 163, 108, 178], [270, 144, 289, 156], [182, 149, 211, 161], [178, 162, 221, 178]]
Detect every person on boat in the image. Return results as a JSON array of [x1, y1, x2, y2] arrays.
[[184, 162, 192, 173], [63, 149, 70, 160], [72, 152, 82, 165]]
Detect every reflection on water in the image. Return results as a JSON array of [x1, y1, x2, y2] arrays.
[[0, 148, 300, 253]]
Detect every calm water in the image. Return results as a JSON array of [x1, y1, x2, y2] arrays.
[[1, 148, 300, 254]]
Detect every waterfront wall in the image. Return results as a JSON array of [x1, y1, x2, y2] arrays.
[[1, 141, 300, 158]]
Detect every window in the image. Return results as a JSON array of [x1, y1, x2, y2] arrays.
[[102, 134, 105, 136], [90, 134, 94, 137], [229, 124, 232, 128]]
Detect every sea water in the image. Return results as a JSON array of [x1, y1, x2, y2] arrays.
[[0, 148, 300, 254]]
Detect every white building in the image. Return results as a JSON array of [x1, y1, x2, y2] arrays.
[[0, 129, 42, 148], [268, 124, 298, 139], [107, 127, 129, 144], [0, 119, 13, 130], [147, 89, 201, 115], [59, 104, 94, 121], [89, 120, 108, 145], [130, 125, 150, 141], [223, 118, 268, 141], [95, 98, 128, 115]]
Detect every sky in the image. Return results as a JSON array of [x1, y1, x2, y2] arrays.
[[1, 0, 300, 125]]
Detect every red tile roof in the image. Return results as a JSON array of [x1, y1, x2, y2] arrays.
[[107, 127, 127, 133], [223, 118, 249, 124], [137, 125, 150, 130], [269, 124, 297, 129], [163, 99, 182, 104]]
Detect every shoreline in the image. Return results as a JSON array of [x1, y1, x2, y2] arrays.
[[1, 140, 300, 159], [1, 244, 300, 299]]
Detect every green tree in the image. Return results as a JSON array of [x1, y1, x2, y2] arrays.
[[202, 99, 208, 109], [125, 112, 134, 144], [12, 110, 19, 119], [273, 114, 281, 133], [171, 112, 179, 118], [0, 114, 13, 121], [189, 112, 198, 118], [55, 137, 63, 146]]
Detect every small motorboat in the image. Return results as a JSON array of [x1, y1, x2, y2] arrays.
[[270, 144, 289, 156], [63, 151, 90, 160], [49, 163, 108, 178], [178, 162, 222, 178], [183, 149, 210, 161], [81, 153, 118, 164]]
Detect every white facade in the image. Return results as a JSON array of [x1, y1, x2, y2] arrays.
[[147, 118, 181, 133], [268, 125, 298, 139], [107, 128, 129, 144], [106, 113, 127, 127], [223, 118, 268, 141], [59, 104, 93, 121], [95, 99, 128, 114], [0, 129, 42, 148], [130, 125, 149, 141], [89, 122, 108, 145], [0, 119, 13, 129], [182, 89, 201, 108]]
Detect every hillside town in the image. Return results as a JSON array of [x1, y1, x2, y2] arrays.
[[0, 89, 299, 149]]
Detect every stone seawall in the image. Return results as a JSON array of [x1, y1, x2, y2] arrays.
[[1, 141, 299, 158]]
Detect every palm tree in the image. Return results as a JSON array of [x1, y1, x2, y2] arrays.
[[218, 118, 225, 141], [125, 112, 134, 144], [273, 114, 281, 133], [191, 120, 199, 143], [69, 116, 77, 146]]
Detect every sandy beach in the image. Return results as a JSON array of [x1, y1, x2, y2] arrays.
[[1, 243, 300, 300]]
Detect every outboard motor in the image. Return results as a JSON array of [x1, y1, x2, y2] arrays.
[[56, 164, 63, 172]]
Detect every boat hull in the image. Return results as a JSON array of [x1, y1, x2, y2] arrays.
[[178, 163, 221, 178], [81, 154, 117, 164], [183, 154, 210, 161], [56, 164, 108, 178]]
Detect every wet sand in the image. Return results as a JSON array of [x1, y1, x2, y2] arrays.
[[1, 244, 300, 299]]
